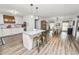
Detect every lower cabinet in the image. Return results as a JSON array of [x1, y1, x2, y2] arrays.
[[0, 28, 23, 37]]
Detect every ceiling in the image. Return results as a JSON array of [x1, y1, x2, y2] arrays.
[[0, 4, 79, 17]]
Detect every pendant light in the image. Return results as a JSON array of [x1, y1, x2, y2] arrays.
[[35, 6, 39, 29], [35, 6, 39, 20], [30, 4, 34, 18]]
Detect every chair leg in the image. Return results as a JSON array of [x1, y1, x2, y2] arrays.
[[42, 36, 45, 46], [37, 39, 40, 53]]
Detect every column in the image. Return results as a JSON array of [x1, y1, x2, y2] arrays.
[[73, 18, 78, 38]]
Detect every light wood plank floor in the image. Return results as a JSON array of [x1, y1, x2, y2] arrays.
[[0, 32, 79, 55]]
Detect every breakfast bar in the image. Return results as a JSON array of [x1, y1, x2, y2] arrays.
[[23, 29, 45, 52]]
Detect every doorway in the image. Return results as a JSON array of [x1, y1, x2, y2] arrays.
[[62, 21, 69, 32]]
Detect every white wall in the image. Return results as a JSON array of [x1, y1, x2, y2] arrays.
[[23, 15, 35, 31], [15, 16, 24, 24], [0, 14, 4, 24]]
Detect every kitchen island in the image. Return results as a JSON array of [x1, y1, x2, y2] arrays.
[[23, 29, 45, 50], [0, 28, 23, 45]]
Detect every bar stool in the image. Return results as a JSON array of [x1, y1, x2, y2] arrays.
[[33, 35, 41, 53], [41, 35, 45, 46], [42, 32, 48, 44]]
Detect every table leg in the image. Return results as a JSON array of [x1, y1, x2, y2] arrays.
[[0, 38, 5, 45]]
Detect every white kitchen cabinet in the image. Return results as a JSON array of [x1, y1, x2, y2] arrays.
[[2, 29, 12, 36], [0, 29, 3, 37], [0, 14, 4, 24], [15, 16, 23, 24], [12, 28, 23, 34], [11, 28, 17, 35], [0, 28, 23, 37], [0, 28, 23, 45]]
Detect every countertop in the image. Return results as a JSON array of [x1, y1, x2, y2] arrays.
[[23, 29, 45, 36], [0, 27, 23, 29]]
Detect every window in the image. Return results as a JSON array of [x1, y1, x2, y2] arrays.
[[62, 21, 69, 31], [49, 23, 54, 29]]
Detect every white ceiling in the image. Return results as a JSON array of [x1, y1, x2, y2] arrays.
[[0, 4, 79, 17]]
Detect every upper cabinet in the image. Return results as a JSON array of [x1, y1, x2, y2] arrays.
[[15, 16, 23, 24], [3, 15, 15, 23], [0, 14, 24, 25], [0, 14, 4, 24]]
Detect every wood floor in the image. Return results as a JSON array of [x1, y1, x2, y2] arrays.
[[0, 32, 79, 55]]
